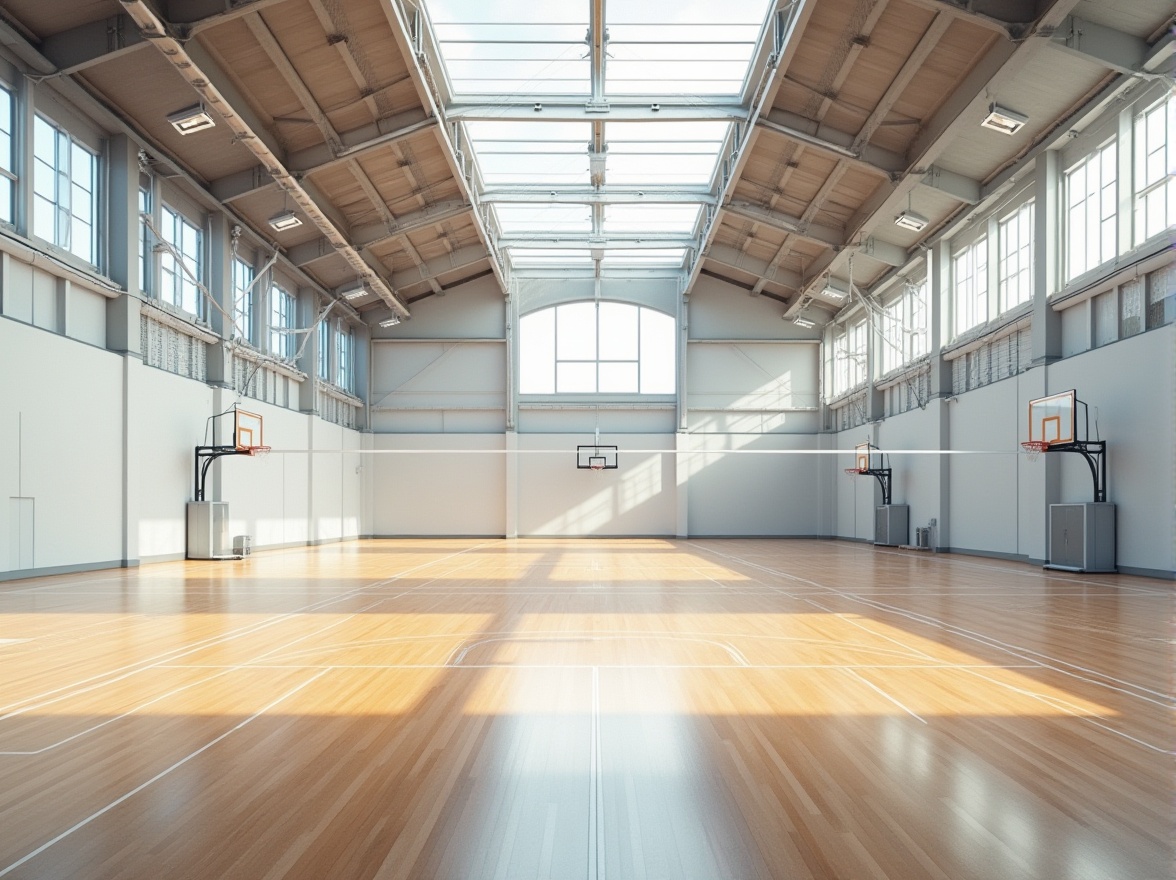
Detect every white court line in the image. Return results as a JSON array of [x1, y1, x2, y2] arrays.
[[693, 541, 1172, 706], [842, 668, 926, 724], [447, 634, 750, 668], [953, 666, 1170, 755], [156, 663, 1040, 671], [588, 665, 602, 880], [0, 667, 242, 756], [836, 540, 1171, 596], [0, 670, 329, 879], [0, 541, 492, 718], [0, 542, 496, 754]]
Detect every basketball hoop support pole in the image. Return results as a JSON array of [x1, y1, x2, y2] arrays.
[[194, 445, 248, 502], [1053, 440, 1107, 503], [863, 467, 893, 506]]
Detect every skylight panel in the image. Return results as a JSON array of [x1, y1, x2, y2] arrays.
[[508, 248, 595, 268], [606, 121, 729, 185], [601, 248, 688, 266], [464, 121, 592, 187], [494, 204, 593, 236], [426, 2, 589, 96], [607, 0, 770, 97], [604, 205, 701, 235]]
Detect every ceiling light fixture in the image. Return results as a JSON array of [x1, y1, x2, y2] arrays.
[[378, 314, 401, 328], [793, 316, 816, 328], [894, 210, 929, 232], [821, 280, 848, 301], [167, 103, 216, 135], [339, 282, 367, 301], [268, 210, 302, 232], [980, 102, 1028, 135]]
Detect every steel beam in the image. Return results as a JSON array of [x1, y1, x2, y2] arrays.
[[446, 101, 745, 122], [1050, 15, 1149, 75], [209, 166, 275, 203], [390, 244, 488, 289], [919, 165, 981, 204], [38, 14, 149, 74], [288, 201, 472, 266], [498, 236, 695, 249], [723, 201, 844, 248], [118, 0, 410, 317], [703, 243, 804, 290], [756, 109, 905, 176], [856, 236, 908, 267], [480, 186, 716, 205]]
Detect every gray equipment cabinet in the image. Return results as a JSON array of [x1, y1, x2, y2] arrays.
[[875, 504, 909, 547], [187, 501, 230, 560], [1047, 503, 1116, 572]]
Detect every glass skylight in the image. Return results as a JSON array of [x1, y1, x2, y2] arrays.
[[607, 0, 767, 96], [419, 0, 774, 273], [426, 2, 588, 95]]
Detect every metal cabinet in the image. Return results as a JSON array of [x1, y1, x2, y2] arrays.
[[187, 501, 230, 560], [1047, 503, 1116, 572], [875, 505, 909, 547]]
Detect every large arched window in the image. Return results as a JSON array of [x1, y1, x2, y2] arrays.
[[520, 301, 676, 394]]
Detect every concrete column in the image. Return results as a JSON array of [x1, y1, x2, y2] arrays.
[[504, 431, 518, 538], [298, 290, 320, 414], [1032, 150, 1062, 364], [105, 134, 142, 355], [205, 214, 235, 387], [675, 432, 689, 537]]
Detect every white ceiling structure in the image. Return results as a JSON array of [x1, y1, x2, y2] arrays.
[[0, 0, 1170, 324]]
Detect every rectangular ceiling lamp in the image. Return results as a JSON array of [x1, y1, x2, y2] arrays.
[[167, 103, 216, 135], [821, 280, 848, 301], [793, 316, 816, 328], [268, 210, 303, 232], [894, 210, 929, 232], [339, 282, 367, 301], [378, 314, 401, 328], [980, 103, 1028, 135]]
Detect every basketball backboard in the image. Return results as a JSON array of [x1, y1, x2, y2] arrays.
[[234, 410, 265, 452], [1026, 390, 1076, 447], [577, 445, 618, 470], [853, 442, 881, 471]]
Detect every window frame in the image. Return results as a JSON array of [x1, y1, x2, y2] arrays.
[[0, 81, 15, 227], [1064, 139, 1117, 282], [518, 300, 677, 396], [269, 283, 296, 360], [159, 203, 205, 318], [952, 237, 988, 336], [1133, 95, 1174, 246], [232, 256, 255, 343], [317, 318, 331, 380], [336, 323, 353, 392], [997, 201, 1034, 312], [32, 112, 99, 266]]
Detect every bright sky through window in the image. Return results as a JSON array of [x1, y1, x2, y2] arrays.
[[421, 0, 774, 270]]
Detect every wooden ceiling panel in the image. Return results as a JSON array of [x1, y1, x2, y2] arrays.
[[257, 4, 375, 135], [877, 20, 999, 154], [197, 19, 320, 153], [80, 52, 260, 183]]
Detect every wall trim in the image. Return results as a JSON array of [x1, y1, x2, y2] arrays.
[[0, 558, 137, 582]]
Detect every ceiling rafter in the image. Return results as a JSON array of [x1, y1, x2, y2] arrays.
[[117, 0, 411, 317]]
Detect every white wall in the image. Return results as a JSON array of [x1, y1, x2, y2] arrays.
[[517, 433, 675, 536], [0, 318, 125, 573]]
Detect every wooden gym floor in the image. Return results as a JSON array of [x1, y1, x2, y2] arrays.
[[0, 538, 1170, 880]]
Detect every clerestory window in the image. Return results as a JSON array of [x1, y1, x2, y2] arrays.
[[519, 301, 675, 394]]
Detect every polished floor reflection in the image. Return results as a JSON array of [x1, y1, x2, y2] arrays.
[[0, 539, 1170, 879]]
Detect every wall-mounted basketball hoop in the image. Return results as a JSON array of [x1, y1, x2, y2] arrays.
[[577, 445, 618, 472], [1022, 390, 1107, 502], [194, 408, 270, 501], [844, 441, 893, 505]]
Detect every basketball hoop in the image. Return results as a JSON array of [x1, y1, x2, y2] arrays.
[[243, 445, 272, 457], [589, 461, 605, 473], [844, 467, 864, 475], [1021, 440, 1049, 462]]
